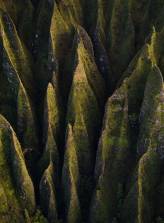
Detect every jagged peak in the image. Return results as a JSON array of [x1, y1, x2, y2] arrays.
[[17, 81, 38, 149], [76, 25, 94, 57], [75, 27, 106, 107], [56, 0, 83, 26], [40, 162, 58, 222], [62, 124, 81, 223], [0, 1, 164, 222], [95, 81, 128, 173], [0, 10, 35, 99], [64, 124, 79, 184], [46, 83, 60, 133], [73, 53, 86, 83], [39, 120, 59, 178], [147, 26, 159, 65], [137, 64, 163, 155]]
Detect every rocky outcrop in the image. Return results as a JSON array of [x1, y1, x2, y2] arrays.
[[90, 81, 130, 222], [0, 1, 164, 223], [62, 124, 81, 223], [0, 114, 35, 222]]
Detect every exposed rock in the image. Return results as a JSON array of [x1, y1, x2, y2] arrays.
[[0, 1, 164, 222], [90, 81, 130, 222], [40, 163, 58, 223], [62, 124, 81, 223], [0, 114, 35, 219], [138, 149, 160, 223], [0, 10, 35, 99]]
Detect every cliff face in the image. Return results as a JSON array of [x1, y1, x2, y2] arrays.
[[0, 0, 164, 223]]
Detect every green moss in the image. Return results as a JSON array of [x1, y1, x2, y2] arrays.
[[63, 124, 79, 183], [91, 82, 130, 222], [138, 149, 160, 223], [0, 37, 38, 172], [0, 114, 36, 216], [137, 65, 163, 155], [17, 84, 38, 152], [0, 184, 8, 215], [125, 47, 153, 150], [0, 134, 21, 222], [24, 209, 31, 223], [127, 46, 152, 112], [0, 10, 35, 99], [0, 1, 164, 222], [40, 163, 58, 223], [50, 4, 71, 64], [46, 83, 60, 144], [57, 0, 83, 26], [0, 43, 20, 128], [0, 116, 23, 222], [62, 124, 81, 223], [66, 52, 100, 174], [148, 27, 159, 65], [154, 28, 164, 76], [38, 83, 60, 176], [50, 3, 76, 102], [67, 29, 106, 153], [38, 122, 58, 178], [76, 26, 106, 107], [31, 209, 48, 223]]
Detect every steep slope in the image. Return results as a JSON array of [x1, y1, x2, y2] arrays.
[[0, 0, 164, 223]]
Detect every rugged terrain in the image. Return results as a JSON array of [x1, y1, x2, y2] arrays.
[[0, 0, 164, 222]]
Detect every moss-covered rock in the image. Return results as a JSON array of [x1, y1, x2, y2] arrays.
[[17, 84, 38, 153], [40, 163, 58, 223], [44, 83, 60, 146], [50, 3, 76, 104], [0, 9, 35, 99], [65, 28, 107, 219], [31, 209, 48, 223], [0, 114, 35, 220], [0, 37, 38, 171], [76, 26, 107, 107], [137, 65, 163, 155], [126, 46, 153, 151], [62, 124, 81, 223], [0, 1, 164, 222], [67, 58, 98, 173], [56, 0, 83, 26], [138, 149, 160, 223], [90, 81, 130, 222], [39, 83, 59, 177]]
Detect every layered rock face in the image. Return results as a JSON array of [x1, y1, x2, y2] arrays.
[[0, 0, 164, 222]]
